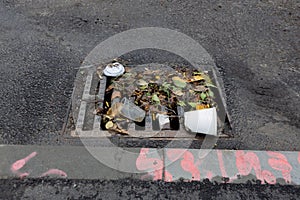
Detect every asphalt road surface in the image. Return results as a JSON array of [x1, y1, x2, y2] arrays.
[[0, 178, 299, 200], [0, 0, 299, 199]]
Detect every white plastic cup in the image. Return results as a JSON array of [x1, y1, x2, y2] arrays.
[[184, 107, 217, 136], [156, 114, 170, 129], [119, 97, 146, 122]]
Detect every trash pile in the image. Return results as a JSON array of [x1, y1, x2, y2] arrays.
[[95, 60, 218, 136]]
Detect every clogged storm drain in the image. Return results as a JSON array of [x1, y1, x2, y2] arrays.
[[89, 61, 231, 138], [68, 60, 231, 139]]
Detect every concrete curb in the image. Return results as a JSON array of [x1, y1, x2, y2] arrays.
[[0, 145, 299, 185]]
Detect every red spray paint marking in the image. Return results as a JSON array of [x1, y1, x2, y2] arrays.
[[11, 152, 37, 178], [10, 152, 67, 179], [40, 169, 67, 178], [136, 148, 163, 180], [217, 150, 228, 178], [167, 149, 200, 181], [205, 171, 214, 181], [135, 149, 297, 183], [181, 151, 201, 180], [267, 151, 292, 183], [236, 150, 276, 184], [166, 149, 186, 162], [164, 170, 173, 182], [261, 170, 276, 184], [11, 152, 37, 171], [217, 150, 238, 183]]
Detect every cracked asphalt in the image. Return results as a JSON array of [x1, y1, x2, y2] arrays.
[[0, 0, 299, 199]]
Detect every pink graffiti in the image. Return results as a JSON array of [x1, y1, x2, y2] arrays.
[[41, 169, 67, 178], [164, 170, 173, 182], [135, 149, 299, 184], [267, 151, 292, 183], [166, 149, 186, 161], [205, 171, 214, 180], [167, 149, 200, 181], [236, 150, 276, 184], [10, 151, 67, 179], [217, 150, 237, 183], [11, 152, 37, 171], [11, 152, 37, 178], [136, 148, 163, 180], [217, 150, 228, 178]]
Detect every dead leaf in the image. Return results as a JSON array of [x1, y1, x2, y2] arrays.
[[143, 70, 153, 75], [206, 83, 217, 88], [136, 79, 148, 86], [111, 91, 121, 100], [109, 125, 129, 135], [194, 85, 207, 92], [106, 102, 122, 118], [172, 76, 187, 88], [144, 104, 150, 112], [202, 74, 212, 84], [172, 88, 184, 96], [103, 114, 113, 120], [193, 75, 205, 81], [105, 121, 114, 129], [106, 85, 114, 92], [125, 67, 131, 72], [187, 75, 205, 82], [93, 107, 104, 115]]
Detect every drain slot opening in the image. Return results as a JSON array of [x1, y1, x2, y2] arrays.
[[98, 76, 181, 131]]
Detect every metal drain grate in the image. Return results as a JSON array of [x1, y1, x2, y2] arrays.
[[71, 64, 231, 139], [100, 74, 182, 132]]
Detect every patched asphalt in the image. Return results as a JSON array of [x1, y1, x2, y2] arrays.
[[0, 0, 299, 150], [0, 0, 299, 198]]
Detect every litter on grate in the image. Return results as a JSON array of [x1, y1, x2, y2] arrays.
[[68, 62, 231, 140]]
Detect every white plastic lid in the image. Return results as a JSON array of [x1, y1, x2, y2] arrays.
[[103, 62, 125, 77]]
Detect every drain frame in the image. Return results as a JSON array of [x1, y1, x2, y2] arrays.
[[69, 64, 232, 140]]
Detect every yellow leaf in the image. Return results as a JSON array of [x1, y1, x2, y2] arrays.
[[193, 75, 205, 81], [196, 104, 210, 110], [105, 121, 114, 129]]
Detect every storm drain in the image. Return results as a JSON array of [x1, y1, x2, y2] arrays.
[[70, 63, 231, 139]]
